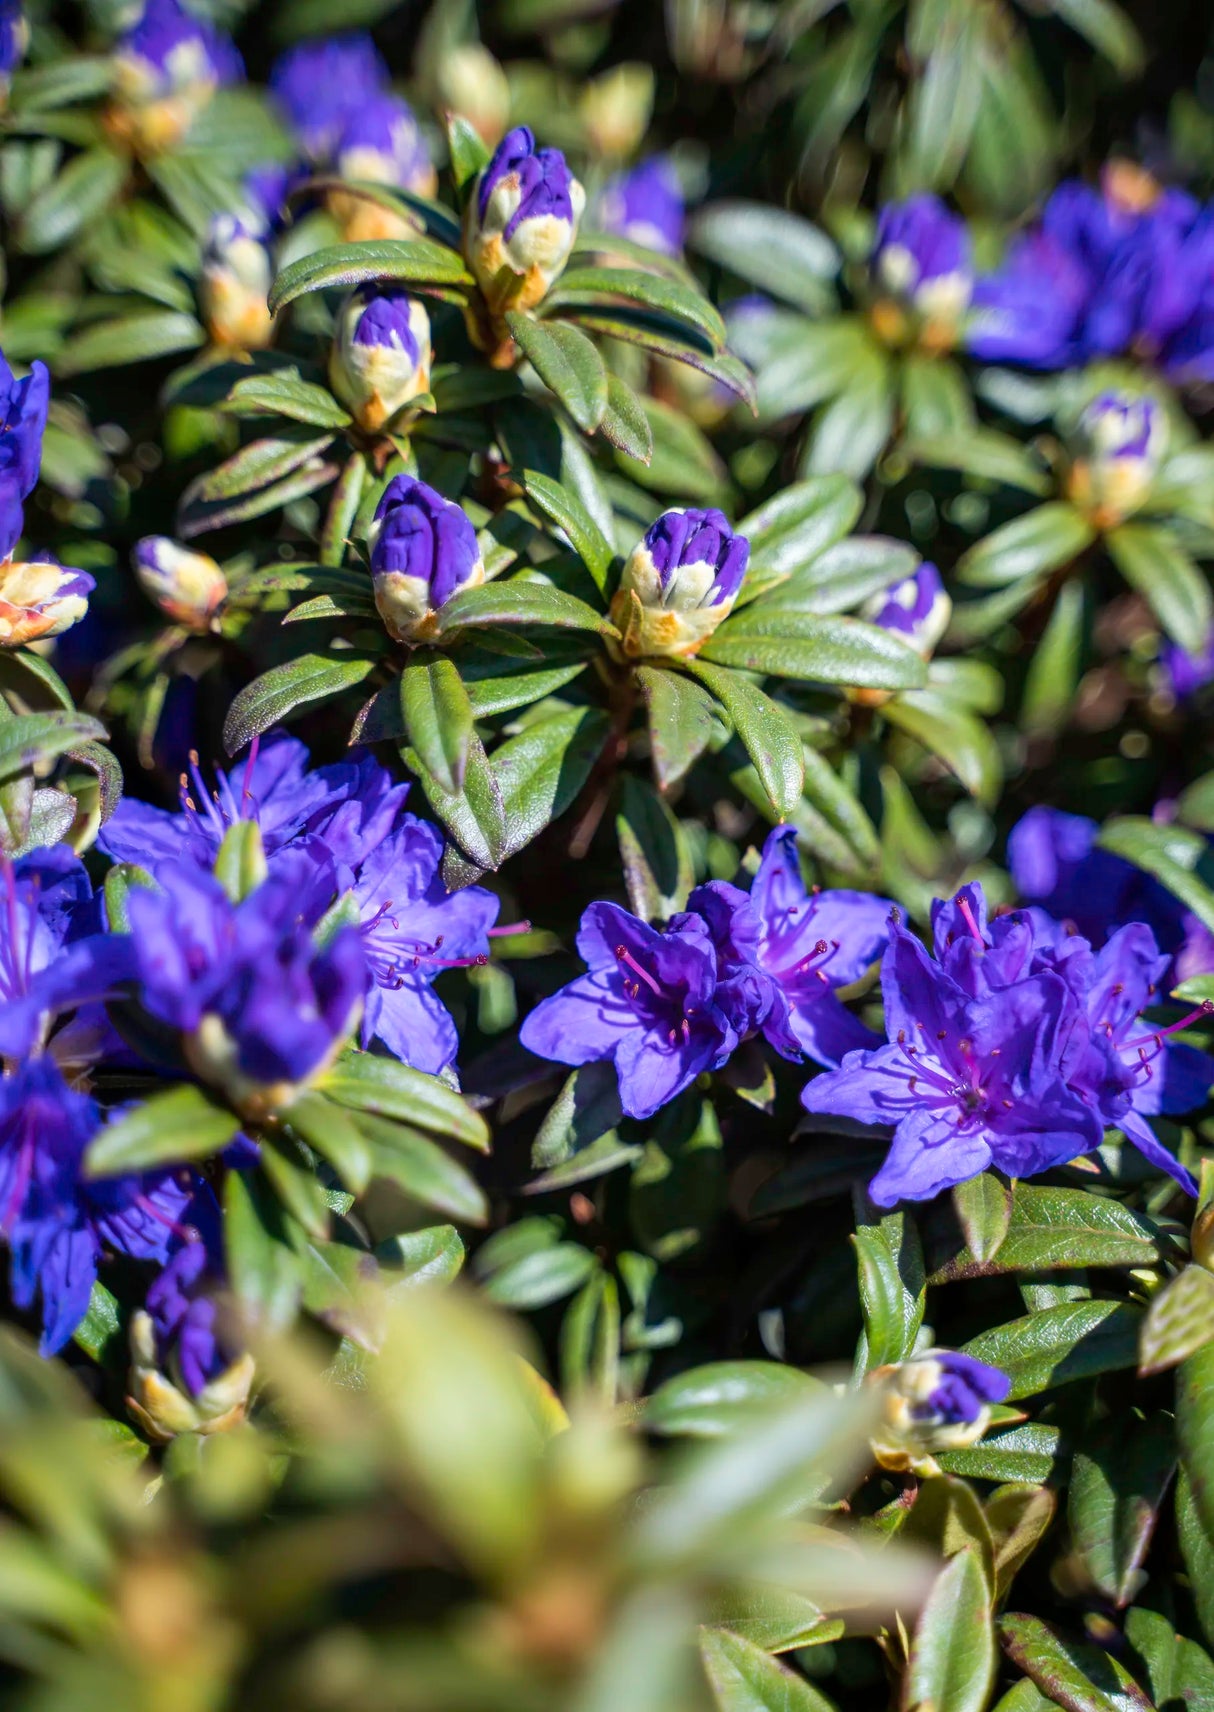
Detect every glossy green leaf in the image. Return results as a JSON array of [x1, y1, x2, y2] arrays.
[[223, 654, 376, 754], [689, 201, 841, 314], [906, 1548, 996, 1712], [494, 706, 610, 857], [683, 659, 804, 818], [1107, 521, 1214, 654], [268, 237, 472, 314], [962, 1301, 1144, 1399], [400, 651, 474, 796], [1178, 1337, 1214, 1546], [437, 579, 614, 636], [615, 772, 694, 920], [17, 147, 125, 254], [360, 1116, 488, 1225], [84, 1084, 241, 1177], [547, 265, 726, 348], [222, 368, 352, 429], [1139, 1263, 1214, 1375], [1098, 817, 1214, 937], [286, 1090, 374, 1196], [854, 1203, 924, 1369], [521, 468, 615, 594], [700, 1625, 840, 1711], [883, 688, 1003, 806], [506, 312, 609, 433], [957, 503, 1096, 590], [600, 372, 654, 463], [322, 1050, 490, 1150], [702, 613, 927, 690], [999, 1613, 1154, 1712], [1069, 1415, 1175, 1606], [647, 1362, 826, 1439], [0, 711, 107, 784], [637, 664, 719, 793], [953, 1172, 1013, 1266], [931, 1185, 1168, 1282]]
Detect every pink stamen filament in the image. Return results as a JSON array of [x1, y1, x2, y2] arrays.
[[1122, 1000, 1214, 1053], [616, 946, 663, 998], [488, 920, 531, 938], [956, 896, 985, 944]]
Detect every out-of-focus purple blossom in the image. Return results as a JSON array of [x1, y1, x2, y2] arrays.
[[0, 350, 48, 559], [870, 1348, 1010, 1473], [1161, 628, 1214, 701], [610, 507, 749, 659], [145, 1240, 225, 1397], [0, 0, 27, 95], [1066, 390, 1167, 524], [125, 853, 365, 1105], [871, 196, 972, 349], [133, 537, 228, 629], [520, 900, 737, 1121], [110, 0, 242, 152], [467, 125, 585, 311], [269, 32, 388, 161], [129, 1240, 254, 1438], [334, 93, 435, 197], [0, 1059, 201, 1354], [99, 732, 408, 882], [862, 563, 951, 658], [199, 213, 274, 350], [329, 286, 432, 432], [351, 816, 499, 1075], [801, 896, 1104, 1206], [599, 156, 684, 256], [367, 475, 484, 643]]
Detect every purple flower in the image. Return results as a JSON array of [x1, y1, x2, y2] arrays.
[[0, 349, 48, 559], [125, 854, 366, 1099], [1162, 627, 1214, 701], [329, 286, 432, 432], [368, 475, 485, 644], [909, 1350, 1010, 1426], [0, 0, 27, 87], [99, 733, 408, 882], [334, 93, 435, 197], [242, 162, 296, 233], [0, 1059, 200, 1354], [872, 196, 971, 347], [862, 563, 951, 658], [0, 847, 133, 1067], [610, 507, 750, 659], [1007, 806, 1190, 960], [467, 126, 585, 311], [687, 827, 893, 1067], [110, 0, 242, 150], [269, 32, 388, 161], [145, 1240, 225, 1397], [351, 816, 499, 1075], [599, 157, 684, 256], [801, 904, 1103, 1206], [520, 900, 737, 1121]]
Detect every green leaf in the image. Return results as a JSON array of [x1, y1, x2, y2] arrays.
[[286, 1090, 374, 1196], [1048, 0, 1144, 72], [260, 1137, 332, 1241], [957, 503, 1096, 589], [494, 706, 609, 858], [72, 1280, 123, 1366], [930, 1184, 1168, 1282], [952, 1173, 1013, 1265], [962, 1301, 1144, 1400], [521, 469, 615, 596], [381, 1224, 466, 1289], [854, 1203, 924, 1370], [938, 1421, 1064, 1485], [360, 1115, 488, 1225], [268, 237, 472, 314], [700, 1625, 840, 1712], [802, 346, 894, 479], [187, 428, 337, 505], [646, 1362, 826, 1439], [736, 475, 862, 601], [1139, 1263, 1214, 1375], [505, 312, 608, 433], [1178, 1466, 1214, 1652], [85, 1084, 241, 1177], [682, 659, 804, 818], [1069, 1415, 1175, 1606], [999, 1614, 1155, 1712], [600, 373, 654, 463], [1098, 817, 1214, 937], [222, 368, 352, 430], [689, 201, 840, 314], [446, 113, 490, 200], [0, 711, 107, 784], [55, 310, 205, 376], [320, 450, 369, 567], [0, 648, 75, 711], [1178, 1337, 1214, 1547], [703, 613, 927, 691], [224, 1168, 303, 1333], [572, 306, 757, 407], [437, 579, 614, 636], [561, 1270, 620, 1404], [1022, 578, 1086, 737], [637, 664, 718, 793], [615, 773, 694, 920], [223, 654, 376, 754], [883, 688, 1003, 807], [619, 396, 726, 502], [405, 726, 507, 872], [17, 147, 126, 254], [479, 1244, 598, 1310], [751, 536, 919, 619], [1107, 521, 1214, 653], [213, 819, 268, 903], [547, 265, 726, 349], [906, 1548, 996, 1712], [322, 1050, 490, 1151], [400, 651, 474, 796]]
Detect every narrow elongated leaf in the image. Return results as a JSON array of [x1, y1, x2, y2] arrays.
[[957, 503, 1096, 589], [1139, 1263, 1214, 1374], [286, 1090, 374, 1195], [905, 1548, 995, 1712], [0, 711, 107, 784], [600, 372, 654, 462], [1178, 1338, 1214, 1546], [187, 428, 336, 505], [1107, 521, 1214, 653], [931, 1185, 1166, 1281], [1069, 1415, 1175, 1606], [1000, 1614, 1154, 1712], [689, 201, 841, 313], [222, 369, 352, 429], [701, 1625, 840, 1711], [223, 654, 375, 753], [17, 147, 125, 253], [547, 265, 726, 348], [494, 706, 609, 858], [882, 688, 1002, 806], [269, 237, 472, 313], [361, 1116, 488, 1225], [638, 664, 718, 792], [962, 1301, 1144, 1399], [506, 312, 608, 432], [647, 1363, 826, 1439], [55, 310, 205, 375], [400, 651, 474, 795], [437, 579, 614, 636], [322, 1050, 490, 1150], [702, 614, 927, 691], [953, 1172, 1013, 1265], [683, 659, 804, 818], [1098, 817, 1214, 936], [521, 469, 615, 594], [405, 727, 507, 871], [85, 1084, 241, 1176], [854, 1204, 924, 1370]]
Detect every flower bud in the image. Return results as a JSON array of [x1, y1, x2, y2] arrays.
[[465, 125, 585, 315], [328, 94, 437, 243], [608, 507, 749, 660], [127, 1244, 254, 1442], [329, 286, 432, 433], [133, 536, 227, 630], [867, 1350, 1010, 1477], [599, 156, 684, 257], [108, 0, 243, 155], [270, 32, 388, 163], [870, 196, 972, 353], [580, 63, 654, 160], [367, 474, 485, 644], [0, 556, 94, 646], [0, 0, 29, 107], [436, 42, 510, 146], [862, 563, 951, 659], [199, 213, 273, 351], [1067, 391, 1168, 527]]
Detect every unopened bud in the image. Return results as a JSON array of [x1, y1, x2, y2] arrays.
[[0, 556, 93, 645], [1067, 391, 1167, 527], [199, 214, 273, 351], [867, 1350, 1010, 1477], [329, 285, 432, 433], [134, 537, 227, 630], [608, 507, 749, 660], [464, 125, 585, 316], [367, 474, 485, 644]]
